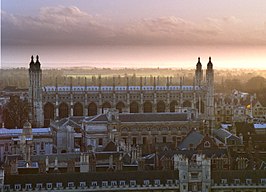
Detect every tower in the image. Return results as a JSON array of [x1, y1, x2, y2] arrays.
[[29, 55, 44, 127], [21, 121, 33, 166], [206, 57, 215, 130], [195, 57, 203, 86]]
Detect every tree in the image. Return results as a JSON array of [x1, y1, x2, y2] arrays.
[[3, 95, 29, 128], [245, 76, 266, 92]]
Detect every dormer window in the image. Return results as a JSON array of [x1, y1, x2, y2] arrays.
[[204, 141, 211, 148]]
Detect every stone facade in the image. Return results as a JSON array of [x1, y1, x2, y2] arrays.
[[27, 56, 215, 129]]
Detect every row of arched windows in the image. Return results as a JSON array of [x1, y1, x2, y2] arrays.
[[44, 100, 204, 127]]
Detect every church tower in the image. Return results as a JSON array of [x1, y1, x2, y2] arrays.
[[195, 57, 203, 86], [29, 55, 44, 127], [206, 57, 215, 130], [21, 121, 33, 166]]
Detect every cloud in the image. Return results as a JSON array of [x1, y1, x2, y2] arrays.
[[2, 6, 266, 46], [2, 6, 113, 46]]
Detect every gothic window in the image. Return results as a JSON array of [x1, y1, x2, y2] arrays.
[[91, 182, 97, 187], [133, 137, 137, 145], [46, 183, 52, 189], [73, 102, 83, 116], [130, 102, 139, 113], [170, 101, 178, 112], [88, 102, 97, 116], [44, 102, 54, 127], [116, 102, 125, 113], [80, 182, 86, 188], [36, 183, 42, 190], [154, 180, 160, 186], [234, 179, 240, 185], [25, 184, 32, 190], [143, 137, 147, 145], [183, 100, 192, 108], [98, 138, 103, 146], [157, 101, 166, 112], [59, 102, 69, 119], [102, 102, 111, 113], [15, 184, 21, 190], [41, 142, 44, 150], [204, 141, 211, 148], [221, 179, 227, 184], [143, 180, 149, 186], [143, 101, 152, 113], [111, 181, 117, 186], [119, 181, 125, 186], [130, 180, 136, 186]]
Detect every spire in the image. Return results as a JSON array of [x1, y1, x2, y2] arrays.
[[29, 55, 34, 70], [207, 57, 213, 70], [35, 55, 41, 70], [196, 57, 202, 70]]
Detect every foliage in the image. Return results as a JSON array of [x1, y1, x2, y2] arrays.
[[3, 95, 29, 128]]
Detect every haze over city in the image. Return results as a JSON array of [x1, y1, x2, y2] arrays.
[[1, 0, 266, 69]]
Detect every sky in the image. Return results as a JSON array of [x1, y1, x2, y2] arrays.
[[1, 0, 266, 69]]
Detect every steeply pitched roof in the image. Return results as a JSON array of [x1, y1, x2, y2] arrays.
[[178, 130, 204, 150], [103, 141, 117, 152]]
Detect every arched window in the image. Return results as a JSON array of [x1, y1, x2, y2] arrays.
[[130, 101, 139, 113], [59, 102, 69, 119], [44, 102, 54, 127], [183, 100, 192, 108], [157, 101, 165, 112], [143, 101, 152, 113], [204, 141, 210, 148], [102, 102, 111, 113], [116, 102, 125, 113], [170, 101, 178, 112], [73, 102, 83, 116], [88, 102, 97, 116]]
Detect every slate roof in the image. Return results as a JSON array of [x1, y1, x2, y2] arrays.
[[51, 117, 82, 129], [213, 128, 241, 143], [119, 113, 188, 122], [0, 128, 51, 137], [91, 114, 108, 122], [89, 113, 188, 123], [178, 130, 204, 150]]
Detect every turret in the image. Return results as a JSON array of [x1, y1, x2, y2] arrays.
[[21, 121, 33, 166], [207, 56, 213, 71], [195, 57, 203, 86], [28, 55, 44, 127], [206, 57, 215, 131]]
